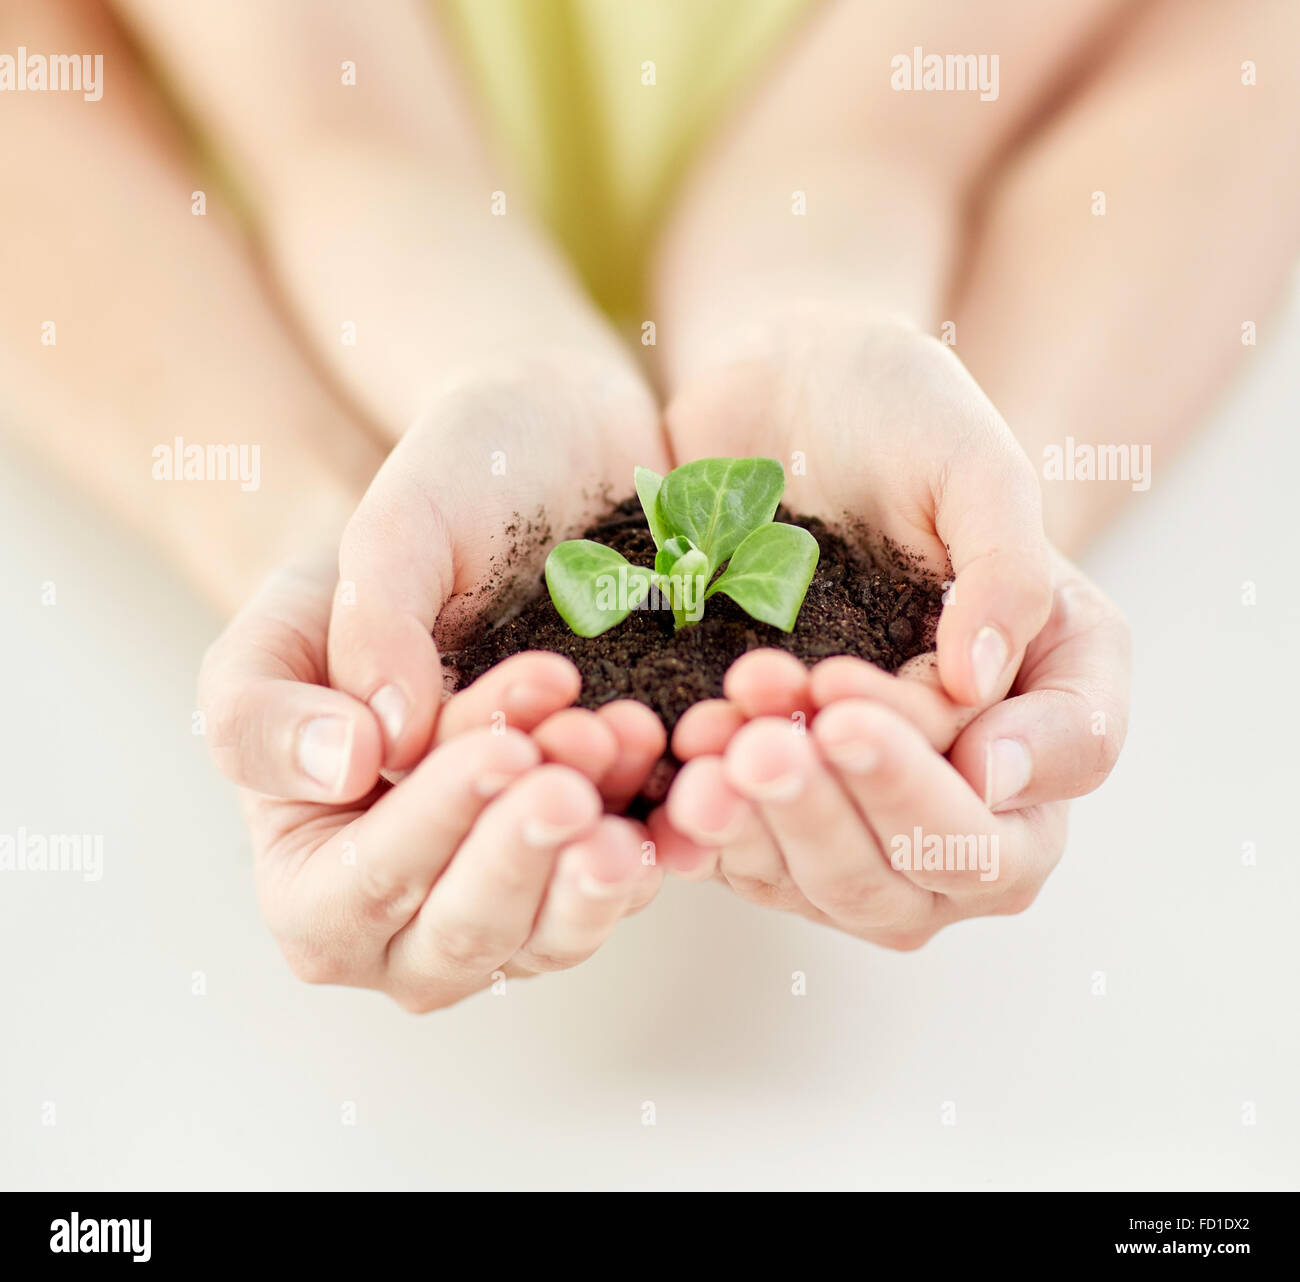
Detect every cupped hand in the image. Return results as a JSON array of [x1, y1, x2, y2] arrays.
[[198, 549, 664, 1010], [651, 548, 1130, 949], [325, 355, 672, 775], [662, 313, 1055, 709]]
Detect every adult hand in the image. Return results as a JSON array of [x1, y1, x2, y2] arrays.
[[199, 546, 664, 1011]]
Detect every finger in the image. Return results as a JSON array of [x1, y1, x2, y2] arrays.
[[949, 575, 1132, 811], [512, 817, 655, 972], [621, 818, 666, 914], [268, 728, 541, 978], [328, 468, 456, 771], [671, 699, 745, 760], [645, 805, 718, 881], [932, 421, 1053, 706], [724, 718, 932, 928], [809, 653, 976, 753], [199, 557, 384, 802], [435, 651, 582, 744], [394, 765, 603, 980], [667, 756, 791, 902], [532, 708, 620, 784], [723, 648, 814, 722], [594, 700, 668, 810], [813, 699, 1049, 902]]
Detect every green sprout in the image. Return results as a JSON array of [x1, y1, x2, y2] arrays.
[[544, 457, 819, 638]]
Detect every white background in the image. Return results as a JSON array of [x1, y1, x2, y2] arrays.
[[1, 288, 1297, 1192]]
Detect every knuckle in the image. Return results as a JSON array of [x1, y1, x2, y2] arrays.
[[263, 617, 321, 678], [481, 850, 540, 902], [816, 873, 896, 922], [858, 753, 912, 805], [202, 689, 255, 782], [436, 922, 510, 973], [513, 945, 591, 974], [203, 685, 243, 755], [354, 862, 425, 927], [280, 940, 348, 987], [722, 871, 801, 911]]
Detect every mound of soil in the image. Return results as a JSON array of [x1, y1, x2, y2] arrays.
[[447, 497, 944, 735]]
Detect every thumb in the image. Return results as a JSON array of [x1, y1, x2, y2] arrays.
[[328, 470, 455, 771], [198, 551, 384, 801], [933, 428, 1053, 706]]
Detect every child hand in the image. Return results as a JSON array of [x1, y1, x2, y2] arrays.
[[198, 548, 664, 1011], [662, 314, 1055, 708], [651, 548, 1129, 948]]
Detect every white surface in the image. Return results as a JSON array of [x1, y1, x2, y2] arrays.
[[1, 295, 1298, 1193]]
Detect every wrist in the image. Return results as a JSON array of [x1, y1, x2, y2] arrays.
[[681, 300, 923, 380], [651, 154, 955, 392], [255, 142, 641, 439]]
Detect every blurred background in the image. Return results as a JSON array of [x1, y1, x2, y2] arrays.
[[1, 275, 1296, 1192]]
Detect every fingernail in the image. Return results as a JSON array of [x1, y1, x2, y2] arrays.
[[523, 816, 590, 848], [369, 684, 408, 748], [298, 716, 353, 793], [970, 625, 1009, 703], [577, 872, 632, 900], [819, 737, 880, 775], [986, 738, 1032, 809]]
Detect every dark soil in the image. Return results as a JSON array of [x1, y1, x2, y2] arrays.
[[447, 497, 945, 738]]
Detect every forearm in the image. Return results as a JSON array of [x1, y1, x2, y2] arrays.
[[651, 0, 1130, 386], [0, 0, 381, 613], [116, 0, 652, 439], [252, 144, 644, 436], [952, 0, 1300, 552]]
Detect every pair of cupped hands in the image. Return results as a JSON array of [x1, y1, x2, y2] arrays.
[[199, 320, 1130, 1013]]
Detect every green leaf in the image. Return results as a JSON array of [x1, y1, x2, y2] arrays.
[[654, 534, 694, 578], [634, 466, 670, 550], [545, 540, 651, 638], [706, 522, 819, 632], [657, 457, 785, 575], [662, 546, 709, 630]]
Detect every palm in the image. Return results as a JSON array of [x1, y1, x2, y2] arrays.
[[663, 323, 1008, 579]]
